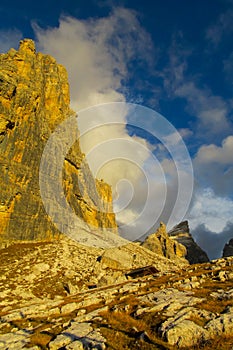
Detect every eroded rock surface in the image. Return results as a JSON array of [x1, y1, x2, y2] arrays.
[[0, 39, 117, 242], [0, 240, 232, 349], [142, 222, 188, 264]]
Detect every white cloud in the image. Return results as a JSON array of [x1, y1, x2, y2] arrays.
[[0, 29, 23, 53], [193, 135, 233, 197], [188, 187, 233, 233], [78, 105, 171, 240], [178, 128, 193, 139], [32, 9, 232, 245], [32, 12, 164, 239], [162, 129, 192, 147], [174, 81, 231, 135], [195, 135, 233, 164], [164, 34, 233, 250], [33, 8, 154, 111], [161, 34, 233, 138]]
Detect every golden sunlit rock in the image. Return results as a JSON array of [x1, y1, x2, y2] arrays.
[[0, 39, 117, 242]]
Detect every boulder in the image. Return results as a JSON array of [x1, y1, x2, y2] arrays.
[[100, 247, 134, 270]]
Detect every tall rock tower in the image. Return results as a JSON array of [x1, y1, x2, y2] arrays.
[[0, 39, 117, 242]]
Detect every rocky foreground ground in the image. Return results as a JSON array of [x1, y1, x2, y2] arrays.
[[0, 237, 233, 349]]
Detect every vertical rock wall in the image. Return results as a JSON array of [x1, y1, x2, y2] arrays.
[[0, 39, 117, 241]]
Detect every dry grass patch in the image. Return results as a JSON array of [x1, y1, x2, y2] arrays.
[[197, 299, 233, 314], [187, 315, 208, 328], [199, 335, 233, 350], [100, 310, 146, 332], [96, 309, 172, 350], [28, 332, 53, 348]]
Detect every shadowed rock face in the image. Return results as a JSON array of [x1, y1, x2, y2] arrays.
[[168, 221, 209, 264], [0, 39, 117, 241], [223, 238, 233, 257]]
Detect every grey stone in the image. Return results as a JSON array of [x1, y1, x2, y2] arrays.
[[205, 313, 233, 338], [65, 341, 84, 349], [49, 334, 72, 350], [161, 319, 207, 347], [61, 302, 79, 314]]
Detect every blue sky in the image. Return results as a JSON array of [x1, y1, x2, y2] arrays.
[[1, 0, 233, 258]]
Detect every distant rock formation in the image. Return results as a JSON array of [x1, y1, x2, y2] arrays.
[[0, 39, 117, 241], [222, 238, 233, 257], [168, 221, 209, 264], [141, 222, 188, 264]]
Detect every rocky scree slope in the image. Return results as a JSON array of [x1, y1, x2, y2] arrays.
[[0, 239, 232, 349]]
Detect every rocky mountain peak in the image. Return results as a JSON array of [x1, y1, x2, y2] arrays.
[[168, 221, 210, 264], [0, 40, 117, 243], [141, 222, 188, 263], [18, 38, 36, 55], [223, 238, 233, 257], [168, 220, 190, 236]]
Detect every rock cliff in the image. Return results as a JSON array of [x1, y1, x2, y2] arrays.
[[0, 39, 117, 242], [223, 238, 233, 257], [141, 222, 188, 264], [168, 221, 210, 264]]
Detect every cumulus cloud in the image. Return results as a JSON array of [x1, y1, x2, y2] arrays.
[[32, 8, 229, 245], [174, 82, 232, 136], [178, 128, 193, 139], [0, 28, 23, 52], [159, 28, 233, 251], [188, 188, 233, 233], [193, 135, 233, 196], [188, 135, 233, 254], [33, 8, 154, 111], [77, 103, 191, 240], [161, 36, 232, 138], [33, 9, 176, 239], [195, 135, 233, 164]]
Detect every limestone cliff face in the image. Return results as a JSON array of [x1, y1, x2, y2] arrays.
[[0, 39, 117, 241], [141, 222, 188, 264], [168, 221, 209, 264]]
